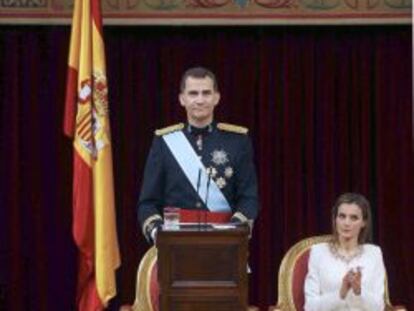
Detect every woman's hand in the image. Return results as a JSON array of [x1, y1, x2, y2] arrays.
[[349, 267, 362, 296], [340, 270, 353, 299]]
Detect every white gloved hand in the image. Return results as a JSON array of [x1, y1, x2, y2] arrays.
[[150, 226, 159, 245]]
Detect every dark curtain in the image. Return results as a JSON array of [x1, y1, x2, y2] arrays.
[[0, 25, 412, 311]]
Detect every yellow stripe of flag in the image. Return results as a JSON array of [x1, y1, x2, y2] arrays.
[[65, 0, 121, 308]]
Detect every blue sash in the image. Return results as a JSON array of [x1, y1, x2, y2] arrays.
[[162, 131, 231, 213]]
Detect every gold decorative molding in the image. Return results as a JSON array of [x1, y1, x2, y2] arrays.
[[0, 0, 411, 24]]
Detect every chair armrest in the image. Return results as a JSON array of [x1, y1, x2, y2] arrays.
[[248, 306, 259, 311], [389, 305, 407, 311], [268, 305, 282, 311]]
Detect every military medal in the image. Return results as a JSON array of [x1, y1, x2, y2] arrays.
[[206, 166, 218, 178], [196, 135, 203, 151], [224, 167, 233, 178], [215, 177, 227, 189], [211, 149, 229, 165]]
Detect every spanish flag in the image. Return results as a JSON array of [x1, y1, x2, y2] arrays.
[[64, 0, 120, 309]]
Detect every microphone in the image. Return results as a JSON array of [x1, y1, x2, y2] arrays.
[[204, 172, 211, 226], [196, 168, 202, 228], [196, 168, 202, 196]]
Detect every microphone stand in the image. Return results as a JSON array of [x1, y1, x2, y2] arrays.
[[204, 173, 211, 228], [196, 169, 202, 230]]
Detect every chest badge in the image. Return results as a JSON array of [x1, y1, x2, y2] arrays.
[[215, 177, 227, 189], [211, 149, 229, 165], [206, 166, 218, 178], [224, 166, 234, 178]]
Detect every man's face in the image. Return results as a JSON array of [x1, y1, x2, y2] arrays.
[[179, 76, 220, 126]]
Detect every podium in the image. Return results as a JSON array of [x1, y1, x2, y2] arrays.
[[157, 224, 249, 311]]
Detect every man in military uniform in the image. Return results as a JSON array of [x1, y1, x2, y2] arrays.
[[138, 66, 259, 243]]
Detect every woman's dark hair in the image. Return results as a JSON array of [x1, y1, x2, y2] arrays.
[[331, 192, 373, 244]]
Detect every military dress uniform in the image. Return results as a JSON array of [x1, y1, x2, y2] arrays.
[[138, 121, 259, 243]]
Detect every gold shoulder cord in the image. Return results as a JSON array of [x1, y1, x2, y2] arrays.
[[155, 123, 185, 136], [217, 122, 248, 134]]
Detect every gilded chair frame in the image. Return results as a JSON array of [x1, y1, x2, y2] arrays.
[[131, 246, 157, 311], [271, 235, 406, 311], [274, 235, 331, 310]]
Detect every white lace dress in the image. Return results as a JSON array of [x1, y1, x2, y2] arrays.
[[304, 242, 385, 311]]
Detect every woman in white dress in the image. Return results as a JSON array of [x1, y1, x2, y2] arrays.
[[304, 193, 385, 311]]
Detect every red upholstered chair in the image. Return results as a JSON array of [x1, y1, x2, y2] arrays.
[[120, 246, 258, 311], [268, 235, 407, 311]]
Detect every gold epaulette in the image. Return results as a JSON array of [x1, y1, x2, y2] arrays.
[[155, 123, 184, 136], [217, 122, 248, 134]]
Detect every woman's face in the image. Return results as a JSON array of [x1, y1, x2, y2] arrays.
[[335, 203, 366, 243]]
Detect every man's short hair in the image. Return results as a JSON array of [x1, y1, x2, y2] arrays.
[[180, 67, 218, 92]]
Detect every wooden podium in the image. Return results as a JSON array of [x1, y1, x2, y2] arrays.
[[157, 224, 249, 311]]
